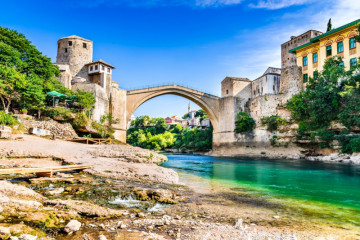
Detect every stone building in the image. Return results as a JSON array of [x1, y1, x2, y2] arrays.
[[54, 35, 125, 124], [281, 30, 323, 68]]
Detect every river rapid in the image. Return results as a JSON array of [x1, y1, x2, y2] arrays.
[[161, 154, 360, 235]]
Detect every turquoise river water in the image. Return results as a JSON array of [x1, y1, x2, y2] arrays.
[[161, 154, 360, 226]]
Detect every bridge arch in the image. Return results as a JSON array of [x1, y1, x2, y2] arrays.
[[126, 85, 220, 133]]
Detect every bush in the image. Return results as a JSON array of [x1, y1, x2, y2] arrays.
[[43, 107, 74, 121], [0, 111, 19, 127], [317, 130, 336, 148], [260, 115, 286, 132], [235, 112, 256, 133], [350, 137, 360, 153]]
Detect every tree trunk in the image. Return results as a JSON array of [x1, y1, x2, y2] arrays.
[[0, 96, 10, 114]]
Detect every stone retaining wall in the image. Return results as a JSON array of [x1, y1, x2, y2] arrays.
[[21, 119, 78, 139]]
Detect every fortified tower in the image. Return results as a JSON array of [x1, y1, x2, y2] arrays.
[[56, 35, 93, 80]]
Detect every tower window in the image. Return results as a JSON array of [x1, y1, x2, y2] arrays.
[[83, 43, 87, 48], [64, 48, 67, 53], [226, 90, 229, 94], [69, 41, 72, 46]]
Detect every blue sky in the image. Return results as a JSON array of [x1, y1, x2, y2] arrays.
[[0, 0, 358, 118]]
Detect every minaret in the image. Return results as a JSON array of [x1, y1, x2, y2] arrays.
[[188, 102, 191, 113]]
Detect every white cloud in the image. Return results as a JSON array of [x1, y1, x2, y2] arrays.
[[195, 0, 243, 7], [248, 0, 312, 9], [68, 0, 246, 8]]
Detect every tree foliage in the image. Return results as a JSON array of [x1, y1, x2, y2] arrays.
[[75, 90, 96, 111], [286, 56, 360, 152], [0, 65, 26, 113], [195, 109, 208, 121], [127, 117, 212, 151], [0, 27, 95, 115], [261, 115, 286, 132], [234, 112, 256, 133]]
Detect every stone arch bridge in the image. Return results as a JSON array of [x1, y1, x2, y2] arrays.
[[111, 84, 237, 151], [126, 84, 221, 133]]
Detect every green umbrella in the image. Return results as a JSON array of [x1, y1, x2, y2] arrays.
[[46, 91, 67, 97], [46, 91, 67, 107]]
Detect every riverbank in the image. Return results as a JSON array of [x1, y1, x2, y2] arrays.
[[0, 136, 359, 239]]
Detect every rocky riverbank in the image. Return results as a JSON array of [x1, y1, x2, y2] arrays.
[[0, 134, 358, 239]]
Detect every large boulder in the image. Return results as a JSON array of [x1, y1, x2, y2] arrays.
[[64, 220, 82, 234], [0, 125, 12, 139]]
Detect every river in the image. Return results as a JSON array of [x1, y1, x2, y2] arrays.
[[161, 154, 360, 228]]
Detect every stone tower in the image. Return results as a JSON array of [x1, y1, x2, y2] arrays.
[[56, 35, 93, 80]]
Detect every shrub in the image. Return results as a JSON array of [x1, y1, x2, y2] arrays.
[[261, 115, 286, 132], [43, 107, 74, 121], [350, 137, 360, 153], [235, 112, 255, 133], [0, 111, 19, 127], [317, 130, 335, 148]]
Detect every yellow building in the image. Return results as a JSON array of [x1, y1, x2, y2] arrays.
[[289, 19, 360, 84]]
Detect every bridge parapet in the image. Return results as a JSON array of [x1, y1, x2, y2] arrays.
[[127, 84, 219, 99]]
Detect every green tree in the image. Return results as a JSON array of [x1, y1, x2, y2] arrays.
[[0, 26, 63, 113], [183, 113, 190, 119], [153, 117, 168, 134], [75, 90, 96, 112], [234, 112, 256, 133], [327, 18, 332, 32], [195, 109, 208, 121], [133, 116, 152, 128], [0, 65, 26, 113]]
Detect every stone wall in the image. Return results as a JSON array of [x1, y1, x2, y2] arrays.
[[72, 82, 109, 123], [281, 30, 322, 68], [110, 86, 127, 142], [22, 119, 78, 139], [279, 65, 303, 102]]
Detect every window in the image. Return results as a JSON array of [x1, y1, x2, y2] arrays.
[[313, 71, 318, 80], [107, 68, 111, 73], [102, 65, 105, 71], [350, 58, 357, 69], [303, 56, 308, 66], [95, 65, 98, 70], [83, 43, 87, 48], [64, 48, 67, 53], [339, 61, 344, 68], [90, 66, 93, 71], [69, 41, 72, 46], [326, 45, 332, 57], [273, 85, 275, 91], [350, 37, 356, 49], [337, 41, 343, 53], [313, 52, 318, 63], [303, 74, 308, 83], [226, 90, 229, 94]]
